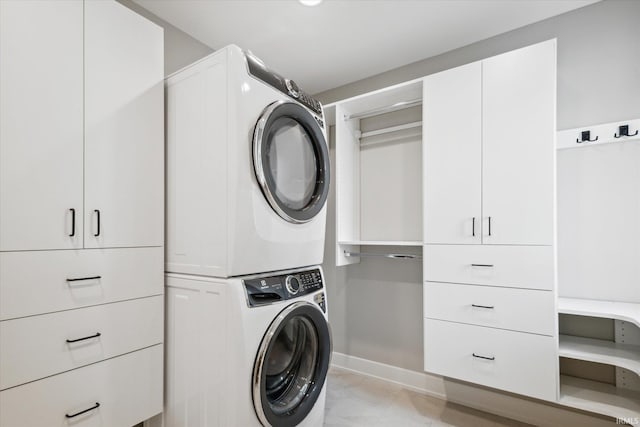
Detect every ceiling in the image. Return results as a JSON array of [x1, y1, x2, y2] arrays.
[[134, 0, 597, 95]]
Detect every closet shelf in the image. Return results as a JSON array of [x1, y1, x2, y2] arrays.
[[559, 335, 640, 376], [338, 240, 422, 247], [559, 375, 640, 419], [558, 297, 640, 328]]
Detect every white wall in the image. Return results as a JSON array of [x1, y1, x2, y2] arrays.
[[118, 0, 213, 76]]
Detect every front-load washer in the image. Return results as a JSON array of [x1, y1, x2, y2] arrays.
[[165, 45, 330, 278], [164, 266, 331, 427]]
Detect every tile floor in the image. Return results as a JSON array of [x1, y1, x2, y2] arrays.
[[324, 368, 532, 427]]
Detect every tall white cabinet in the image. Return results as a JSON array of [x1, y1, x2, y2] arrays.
[[0, 1, 164, 426], [422, 40, 557, 401]]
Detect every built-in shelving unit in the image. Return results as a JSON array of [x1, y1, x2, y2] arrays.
[[559, 375, 640, 419], [327, 78, 424, 266], [559, 334, 640, 376], [558, 297, 640, 328]]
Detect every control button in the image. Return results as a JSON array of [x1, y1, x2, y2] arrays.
[[285, 79, 300, 98], [285, 275, 300, 295]]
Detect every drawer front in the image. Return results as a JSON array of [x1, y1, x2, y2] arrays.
[[424, 244, 554, 290], [0, 247, 163, 320], [424, 282, 555, 336], [424, 319, 557, 401], [0, 345, 163, 427], [0, 296, 163, 390]]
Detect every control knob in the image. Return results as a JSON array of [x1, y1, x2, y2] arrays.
[[285, 275, 300, 295], [285, 79, 300, 98]]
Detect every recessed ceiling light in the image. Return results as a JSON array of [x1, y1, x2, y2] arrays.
[[299, 0, 323, 6]]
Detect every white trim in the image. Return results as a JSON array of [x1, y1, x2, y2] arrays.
[[331, 352, 612, 427]]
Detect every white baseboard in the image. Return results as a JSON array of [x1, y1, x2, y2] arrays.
[[331, 352, 611, 427]]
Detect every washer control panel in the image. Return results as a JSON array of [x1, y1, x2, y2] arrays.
[[244, 267, 324, 307]]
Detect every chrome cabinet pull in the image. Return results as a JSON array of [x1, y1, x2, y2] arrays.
[[471, 304, 494, 309], [66, 332, 101, 344], [69, 208, 76, 237], [472, 353, 495, 361], [66, 276, 101, 282], [471, 264, 494, 268], [65, 402, 100, 419], [93, 209, 101, 237]]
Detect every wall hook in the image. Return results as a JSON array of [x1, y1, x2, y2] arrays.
[[614, 125, 639, 138], [576, 130, 598, 143]]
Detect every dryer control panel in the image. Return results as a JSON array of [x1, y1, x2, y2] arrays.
[[244, 267, 324, 307], [244, 50, 323, 118]]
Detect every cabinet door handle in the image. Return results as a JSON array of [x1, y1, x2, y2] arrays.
[[66, 332, 101, 343], [94, 209, 101, 237], [471, 304, 495, 309], [488, 216, 492, 236], [472, 217, 476, 237], [470, 264, 494, 268], [65, 402, 100, 419], [69, 208, 76, 237], [66, 276, 101, 282], [472, 353, 495, 361]]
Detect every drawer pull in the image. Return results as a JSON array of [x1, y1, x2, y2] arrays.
[[65, 402, 100, 419], [66, 332, 101, 344], [470, 264, 494, 268], [472, 353, 495, 361], [471, 304, 494, 309], [66, 276, 102, 282]]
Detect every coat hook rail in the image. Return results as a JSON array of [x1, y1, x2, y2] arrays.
[[344, 250, 422, 260]]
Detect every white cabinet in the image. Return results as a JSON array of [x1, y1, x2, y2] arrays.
[[0, 1, 84, 251], [422, 40, 558, 403], [0, 1, 164, 424], [84, 0, 164, 248], [423, 62, 482, 244], [0, 0, 163, 251], [424, 40, 555, 246]]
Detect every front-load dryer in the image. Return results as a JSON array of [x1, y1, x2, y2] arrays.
[[165, 266, 331, 427], [165, 45, 330, 277]]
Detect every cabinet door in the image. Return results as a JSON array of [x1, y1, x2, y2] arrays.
[[0, 1, 83, 251], [482, 41, 556, 245], [423, 62, 482, 244], [84, 0, 164, 248]]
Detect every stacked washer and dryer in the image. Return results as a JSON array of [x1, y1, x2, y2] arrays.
[[164, 45, 331, 427]]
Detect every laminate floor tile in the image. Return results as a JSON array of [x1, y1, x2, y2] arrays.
[[324, 367, 532, 427]]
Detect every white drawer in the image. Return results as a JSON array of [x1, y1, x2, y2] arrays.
[[424, 282, 555, 336], [0, 247, 163, 320], [424, 319, 557, 401], [424, 245, 554, 290], [0, 345, 162, 427], [0, 296, 163, 390]]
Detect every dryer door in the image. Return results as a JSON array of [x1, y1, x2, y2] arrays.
[[253, 101, 330, 224], [253, 301, 331, 427]]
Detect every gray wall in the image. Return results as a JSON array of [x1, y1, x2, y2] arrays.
[[320, 0, 640, 373], [118, 0, 213, 76]]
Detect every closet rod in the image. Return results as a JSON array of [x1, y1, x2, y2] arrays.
[[344, 250, 422, 260], [344, 98, 422, 121], [359, 121, 422, 139]]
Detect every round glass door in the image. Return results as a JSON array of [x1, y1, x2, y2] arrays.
[[253, 101, 330, 224], [253, 302, 331, 427]]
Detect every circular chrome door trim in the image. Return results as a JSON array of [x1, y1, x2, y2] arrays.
[[252, 301, 332, 427], [252, 100, 330, 224]]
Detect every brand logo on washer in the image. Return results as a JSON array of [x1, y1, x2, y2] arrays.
[[260, 280, 268, 289]]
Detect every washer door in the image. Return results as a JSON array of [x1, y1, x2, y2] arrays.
[[253, 101, 330, 224], [253, 301, 331, 427]]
